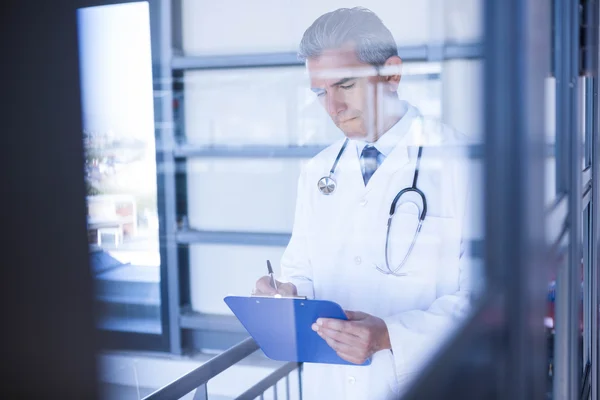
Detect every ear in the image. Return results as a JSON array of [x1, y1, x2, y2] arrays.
[[383, 56, 402, 91]]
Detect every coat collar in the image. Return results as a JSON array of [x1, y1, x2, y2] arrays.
[[350, 103, 422, 192], [353, 100, 413, 159]]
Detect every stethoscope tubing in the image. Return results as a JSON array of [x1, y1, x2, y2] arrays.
[[317, 139, 428, 276]]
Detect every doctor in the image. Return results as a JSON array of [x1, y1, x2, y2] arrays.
[[254, 7, 474, 400]]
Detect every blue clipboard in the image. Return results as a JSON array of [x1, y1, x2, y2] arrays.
[[224, 295, 371, 366]]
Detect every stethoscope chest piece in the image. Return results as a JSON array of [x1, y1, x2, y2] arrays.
[[317, 138, 349, 196], [317, 176, 337, 195]]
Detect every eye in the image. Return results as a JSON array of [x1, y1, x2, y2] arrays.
[[340, 83, 355, 90]]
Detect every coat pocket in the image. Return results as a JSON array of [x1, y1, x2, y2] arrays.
[[383, 213, 460, 277]]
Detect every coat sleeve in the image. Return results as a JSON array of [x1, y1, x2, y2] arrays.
[[278, 165, 315, 298], [383, 159, 479, 379]]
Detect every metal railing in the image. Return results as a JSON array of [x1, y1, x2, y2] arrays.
[[142, 337, 302, 400]]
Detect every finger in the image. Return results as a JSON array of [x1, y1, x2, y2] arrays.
[[316, 330, 356, 355], [277, 282, 297, 296], [316, 318, 362, 337], [255, 276, 277, 295], [314, 325, 363, 347]]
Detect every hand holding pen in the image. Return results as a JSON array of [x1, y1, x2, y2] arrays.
[[267, 260, 278, 291], [253, 259, 298, 297]]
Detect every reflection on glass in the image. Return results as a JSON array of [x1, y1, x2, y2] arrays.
[[77, 2, 161, 334], [186, 159, 302, 233], [183, 66, 442, 148], [581, 76, 590, 170], [183, 6, 482, 399], [182, 2, 435, 56]]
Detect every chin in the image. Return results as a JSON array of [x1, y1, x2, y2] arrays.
[[337, 121, 367, 139]]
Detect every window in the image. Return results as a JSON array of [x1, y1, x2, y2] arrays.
[[78, 2, 162, 335]]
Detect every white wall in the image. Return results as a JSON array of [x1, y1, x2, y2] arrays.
[[182, 0, 436, 55], [181, 0, 483, 55], [190, 244, 287, 314], [186, 159, 302, 233]]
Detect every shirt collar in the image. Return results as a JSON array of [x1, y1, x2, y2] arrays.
[[354, 100, 415, 157]]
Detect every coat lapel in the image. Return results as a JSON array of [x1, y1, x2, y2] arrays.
[[362, 114, 423, 193]]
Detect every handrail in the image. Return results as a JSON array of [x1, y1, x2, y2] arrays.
[[235, 362, 300, 400], [143, 337, 259, 400]]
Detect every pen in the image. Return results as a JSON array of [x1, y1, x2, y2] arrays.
[[266, 260, 278, 291]]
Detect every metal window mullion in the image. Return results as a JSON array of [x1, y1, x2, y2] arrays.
[[176, 230, 291, 247], [173, 143, 482, 160], [563, 0, 583, 394], [554, 0, 567, 194], [481, 0, 549, 399], [173, 145, 328, 159], [553, 0, 582, 398], [151, 0, 182, 354], [584, 204, 592, 371], [171, 43, 483, 70], [586, 77, 594, 167], [568, 0, 583, 393], [591, 56, 600, 400], [581, 6, 600, 397]]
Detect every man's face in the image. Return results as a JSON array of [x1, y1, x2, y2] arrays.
[[306, 45, 395, 140]]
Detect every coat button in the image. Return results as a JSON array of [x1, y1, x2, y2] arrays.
[[354, 256, 362, 265], [359, 198, 368, 206], [347, 376, 356, 385]]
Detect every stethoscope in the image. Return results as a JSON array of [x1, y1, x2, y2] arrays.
[[317, 138, 427, 276]]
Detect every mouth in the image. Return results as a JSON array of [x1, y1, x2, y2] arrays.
[[338, 117, 358, 124]]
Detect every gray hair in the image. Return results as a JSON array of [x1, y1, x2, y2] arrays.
[[298, 7, 398, 66]]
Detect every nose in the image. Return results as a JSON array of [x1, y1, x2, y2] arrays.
[[324, 91, 346, 119]]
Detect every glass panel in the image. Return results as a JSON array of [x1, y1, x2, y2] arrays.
[[580, 76, 587, 171], [186, 159, 302, 232], [77, 2, 161, 334], [544, 58, 559, 400], [190, 244, 287, 314], [545, 77, 558, 201], [182, 64, 442, 147], [181, 2, 486, 398], [182, 0, 435, 55]]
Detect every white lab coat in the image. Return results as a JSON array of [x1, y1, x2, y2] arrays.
[[279, 103, 475, 400]]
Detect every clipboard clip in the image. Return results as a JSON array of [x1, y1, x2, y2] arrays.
[[250, 294, 308, 300]]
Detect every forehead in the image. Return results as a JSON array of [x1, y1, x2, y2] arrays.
[[306, 46, 372, 86]]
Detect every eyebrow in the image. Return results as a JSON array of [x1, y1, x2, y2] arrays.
[[332, 77, 355, 86]]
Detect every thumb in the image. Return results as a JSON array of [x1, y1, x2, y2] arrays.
[[345, 310, 369, 320], [256, 276, 277, 295], [344, 310, 369, 321]]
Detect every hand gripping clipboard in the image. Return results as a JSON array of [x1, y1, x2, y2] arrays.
[[224, 296, 371, 366]]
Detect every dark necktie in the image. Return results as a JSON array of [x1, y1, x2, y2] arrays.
[[360, 145, 380, 186]]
